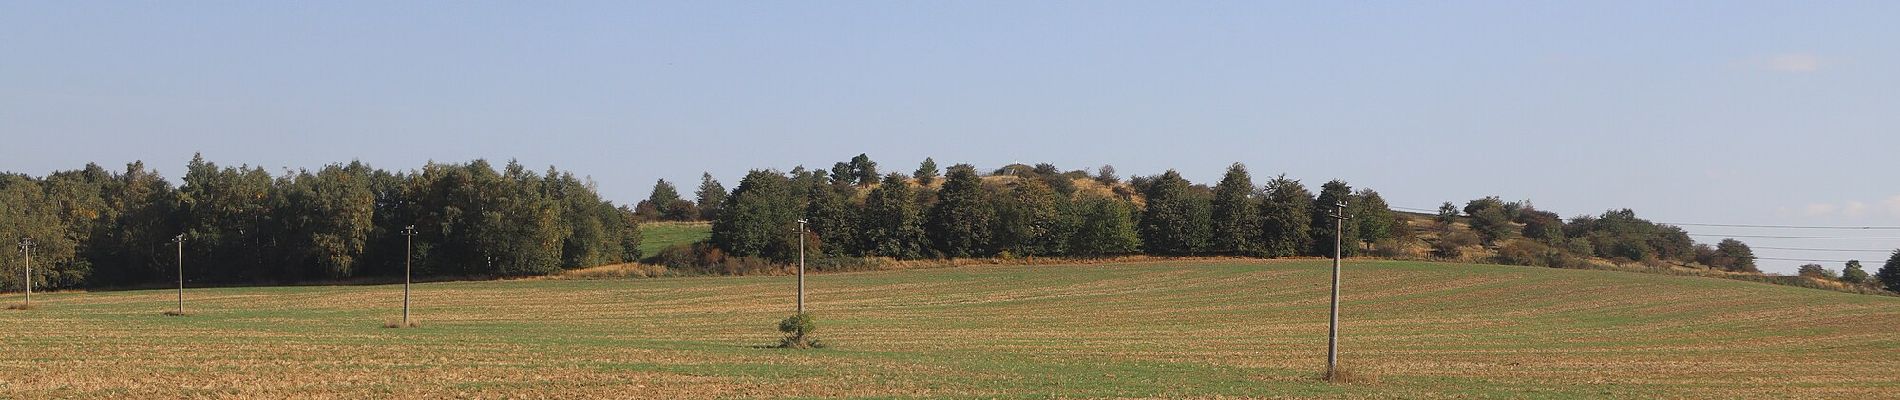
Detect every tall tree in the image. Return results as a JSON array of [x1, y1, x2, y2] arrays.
[[992, 178, 1073, 257], [277, 163, 376, 278], [1710, 238, 1758, 273], [711, 170, 800, 261], [914, 158, 940, 186], [1208, 163, 1262, 256], [694, 173, 726, 221], [924, 164, 992, 258], [1069, 195, 1141, 256], [1138, 170, 1211, 255], [178, 154, 279, 282], [1259, 175, 1313, 258], [0, 174, 81, 290], [803, 179, 856, 257], [1309, 180, 1360, 256], [643, 179, 695, 221], [1353, 189, 1396, 247], [849, 153, 879, 187], [857, 173, 926, 259], [1879, 250, 1900, 292], [1463, 196, 1515, 245]]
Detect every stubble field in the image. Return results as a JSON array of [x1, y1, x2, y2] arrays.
[[3, 259, 1897, 398]]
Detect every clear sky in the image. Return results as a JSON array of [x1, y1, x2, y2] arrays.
[[3, 2, 1896, 273]]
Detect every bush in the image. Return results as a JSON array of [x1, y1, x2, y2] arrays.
[[776, 313, 824, 349], [1369, 239, 1420, 259], [1496, 240, 1559, 267], [806, 257, 893, 273], [1432, 230, 1480, 259]]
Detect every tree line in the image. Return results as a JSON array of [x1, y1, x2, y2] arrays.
[[700, 155, 1403, 266], [0, 155, 640, 290]]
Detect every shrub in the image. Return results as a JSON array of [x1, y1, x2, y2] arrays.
[[1797, 264, 1838, 280], [776, 313, 824, 349], [1369, 239, 1420, 259], [1496, 240, 1559, 267], [1432, 230, 1480, 259]]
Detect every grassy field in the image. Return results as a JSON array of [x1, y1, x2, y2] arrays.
[[3, 259, 1898, 398], [638, 221, 712, 257]]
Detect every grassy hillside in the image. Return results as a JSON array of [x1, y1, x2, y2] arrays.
[[638, 221, 712, 256], [4, 260, 1897, 398]]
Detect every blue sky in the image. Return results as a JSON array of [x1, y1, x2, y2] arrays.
[[3, 1, 1896, 273]]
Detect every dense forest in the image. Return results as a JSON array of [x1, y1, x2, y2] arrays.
[[6, 153, 1899, 294], [0, 155, 639, 290]]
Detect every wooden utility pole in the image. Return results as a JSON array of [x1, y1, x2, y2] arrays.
[[1326, 201, 1350, 378], [18, 237, 34, 308], [402, 225, 417, 326], [795, 219, 807, 314], [174, 233, 185, 314]]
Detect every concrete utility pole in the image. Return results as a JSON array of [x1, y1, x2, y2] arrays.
[[796, 219, 808, 314], [402, 225, 417, 326], [17, 237, 34, 308], [173, 233, 185, 314], [1326, 201, 1350, 378]]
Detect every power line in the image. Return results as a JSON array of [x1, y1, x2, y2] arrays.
[[1753, 256, 1866, 263], [1687, 233, 1900, 238], [1751, 246, 1896, 253], [1389, 204, 1900, 230], [1658, 222, 1900, 230]]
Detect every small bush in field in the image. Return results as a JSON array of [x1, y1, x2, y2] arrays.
[[776, 313, 824, 349]]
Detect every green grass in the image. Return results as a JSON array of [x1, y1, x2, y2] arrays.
[[638, 221, 712, 257], [4, 259, 1898, 398]]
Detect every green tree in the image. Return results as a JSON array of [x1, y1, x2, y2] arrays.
[[1353, 189, 1396, 247], [1711, 238, 1758, 273], [478, 161, 565, 276], [1138, 170, 1210, 255], [1069, 195, 1141, 256], [1841, 260, 1869, 284], [992, 178, 1073, 257], [1310, 180, 1360, 256], [1519, 210, 1565, 244], [1435, 202, 1459, 225], [803, 180, 856, 257], [924, 164, 992, 258], [1879, 250, 1900, 292], [857, 173, 926, 259], [277, 163, 376, 278], [0, 174, 82, 290], [178, 154, 279, 281], [914, 158, 940, 186], [1208, 163, 1262, 256], [695, 173, 726, 221], [711, 170, 800, 262], [643, 179, 695, 221], [1259, 175, 1313, 258], [849, 153, 879, 186], [85, 162, 181, 285], [1463, 197, 1515, 245]]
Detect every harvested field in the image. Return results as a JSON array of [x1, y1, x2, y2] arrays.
[[3, 259, 1897, 398]]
